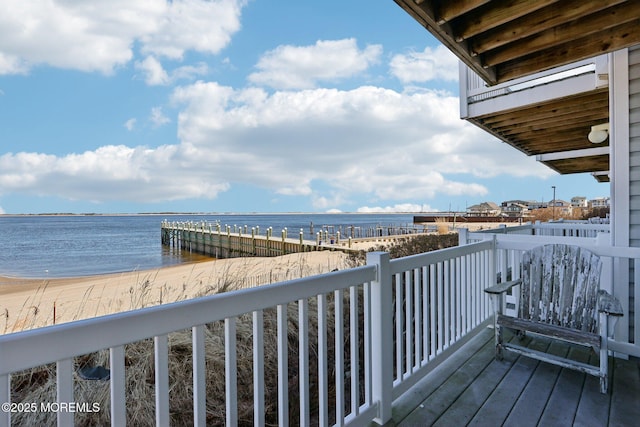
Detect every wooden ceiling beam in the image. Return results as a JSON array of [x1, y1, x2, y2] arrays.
[[393, 0, 497, 83], [497, 18, 640, 82], [483, 3, 640, 68], [477, 93, 608, 126], [500, 129, 597, 145], [497, 121, 603, 139], [435, 0, 490, 24], [487, 108, 608, 131], [542, 155, 610, 174], [455, 0, 559, 42], [468, 0, 625, 56]]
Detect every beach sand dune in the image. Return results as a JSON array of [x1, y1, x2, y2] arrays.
[[0, 251, 351, 334]]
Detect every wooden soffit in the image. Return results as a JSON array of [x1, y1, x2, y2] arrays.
[[468, 88, 609, 175], [395, 0, 640, 85]]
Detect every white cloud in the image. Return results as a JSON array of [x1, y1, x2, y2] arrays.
[[124, 118, 137, 131], [0, 146, 229, 202], [390, 45, 459, 84], [0, 0, 246, 75], [0, 82, 552, 207], [248, 38, 382, 89], [150, 107, 170, 127], [136, 56, 170, 85], [136, 56, 209, 85], [0, 206, 5, 214], [357, 204, 436, 213]]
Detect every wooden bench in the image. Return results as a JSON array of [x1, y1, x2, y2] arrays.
[[485, 244, 623, 393]]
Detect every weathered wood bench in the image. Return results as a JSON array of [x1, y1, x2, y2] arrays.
[[485, 244, 623, 393]]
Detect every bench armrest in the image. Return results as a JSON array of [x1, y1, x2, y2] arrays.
[[598, 290, 623, 316], [485, 278, 522, 295]]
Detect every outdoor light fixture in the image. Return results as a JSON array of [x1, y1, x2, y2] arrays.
[[588, 123, 609, 144]]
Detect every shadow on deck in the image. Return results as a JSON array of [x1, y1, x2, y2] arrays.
[[392, 327, 640, 427]]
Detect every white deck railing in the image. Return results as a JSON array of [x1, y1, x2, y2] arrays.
[[461, 221, 610, 240], [1, 230, 638, 426], [460, 54, 608, 118], [0, 241, 496, 427]]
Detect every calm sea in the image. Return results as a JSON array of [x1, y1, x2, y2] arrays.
[[0, 213, 417, 278]]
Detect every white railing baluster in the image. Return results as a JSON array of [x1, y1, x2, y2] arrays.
[[192, 325, 206, 427], [110, 345, 126, 427], [225, 318, 238, 426], [430, 264, 437, 359], [422, 266, 429, 364], [56, 358, 74, 426], [466, 254, 473, 332], [363, 282, 372, 406], [335, 289, 345, 426], [154, 335, 169, 427], [253, 310, 265, 427], [298, 299, 310, 427], [444, 260, 450, 348], [349, 285, 359, 416], [0, 374, 9, 427], [317, 294, 328, 427], [456, 256, 462, 339], [437, 262, 444, 354], [395, 272, 403, 382], [277, 304, 288, 427], [413, 268, 421, 370], [405, 270, 412, 377]]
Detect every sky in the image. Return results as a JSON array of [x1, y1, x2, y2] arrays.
[[0, 0, 609, 214]]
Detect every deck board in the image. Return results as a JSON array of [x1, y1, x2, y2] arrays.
[[394, 327, 640, 427]]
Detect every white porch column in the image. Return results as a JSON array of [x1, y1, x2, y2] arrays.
[[609, 48, 630, 344]]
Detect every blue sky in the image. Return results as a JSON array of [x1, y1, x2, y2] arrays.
[[0, 0, 608, 214]]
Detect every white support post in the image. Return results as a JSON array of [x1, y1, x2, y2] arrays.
[[253, 310, 265, 427], [0, 375, 9, 427], [56, 358, 74, 427], [277, 304, 289, 427], [367, 251, 392, 425], [610, 48, 630, 345], [458, 228, 469, 245], [192, 326, 206, 427], [110, 345, 126, 427], [225, 318, 238, 426], [154, 335, 170, 427]]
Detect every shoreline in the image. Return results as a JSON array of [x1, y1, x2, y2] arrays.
[[0, 251, 352, 334]]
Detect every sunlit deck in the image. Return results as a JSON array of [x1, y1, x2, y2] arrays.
[[393, 326, 640, 427]]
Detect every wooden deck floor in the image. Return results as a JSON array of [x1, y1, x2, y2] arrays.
[[392, 326, 640, 427]]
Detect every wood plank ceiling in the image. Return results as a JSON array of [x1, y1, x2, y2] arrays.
[[394, 0, 640, 180]]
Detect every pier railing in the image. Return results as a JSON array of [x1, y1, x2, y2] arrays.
[[160, 220, 431, 257]]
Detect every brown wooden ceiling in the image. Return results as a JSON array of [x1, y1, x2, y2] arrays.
[[468, 87, 610, 176], [393, 0, 631, 178], [394, 0, 640, 85], [472, 89, 609, 156]]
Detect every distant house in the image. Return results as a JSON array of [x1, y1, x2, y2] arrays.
[[549, 199, 573, 216], [526, 200, 548, 210], [466, 201, 501, 216], [501, 202, 529, 218], [571, 196, 588, 208], [589, 197, 611, 209]]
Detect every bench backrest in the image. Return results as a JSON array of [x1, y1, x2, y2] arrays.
[[519, 244, 602, 333]]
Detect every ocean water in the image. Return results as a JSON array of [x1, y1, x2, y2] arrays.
[[0, 213, 417, 278]]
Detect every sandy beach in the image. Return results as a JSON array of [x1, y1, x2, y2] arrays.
[[0, 250, 352, 334]]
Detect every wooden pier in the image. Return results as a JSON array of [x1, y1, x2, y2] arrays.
[[160, 221, 361, 258]]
